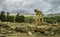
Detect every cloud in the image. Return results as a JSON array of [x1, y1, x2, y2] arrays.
[[49, 0, 60, 13], [0, 0, 60, 14], [0, 0, 6, 11], [0, 0, 4, 10]]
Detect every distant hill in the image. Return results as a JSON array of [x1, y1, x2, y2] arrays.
[[0, 10, 35, 15], [47, 13, 60, 17], [8, 12, 34, 16]]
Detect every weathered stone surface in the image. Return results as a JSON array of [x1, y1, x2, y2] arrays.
[[28, 31, 32, 35]]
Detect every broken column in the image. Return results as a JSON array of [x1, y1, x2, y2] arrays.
[[34, 9, 43, 25]]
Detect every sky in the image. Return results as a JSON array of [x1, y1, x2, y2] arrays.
[[0, 0, 60, 14]]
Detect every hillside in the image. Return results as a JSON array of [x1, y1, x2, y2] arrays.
[[46, 13, 60, 17]]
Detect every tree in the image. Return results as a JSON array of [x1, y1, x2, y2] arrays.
[[19, 15, 25, 23], [15, 13, 25, 23], [15, 13, 20, 22], [0, 11, 6, 22], [9, 16, 14, 22], [6, 12, 10, 22]]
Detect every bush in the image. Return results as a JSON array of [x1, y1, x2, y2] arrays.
[[25, 16, 35, 23], [19, 15, 25, 23], [15, 13, 25, 23], [29, 16, 35, 23], [8, 16, 14, 22]]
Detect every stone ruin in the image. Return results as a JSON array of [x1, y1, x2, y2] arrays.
[[34, 9, 43, 25], [34, 9, 56, 35]]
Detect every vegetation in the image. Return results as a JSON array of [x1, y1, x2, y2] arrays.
[[43, 16, 60, 24], [0, 11, 60, 37], [6, 12, 10, 22], [0, 11, 6, 22], [0, 11, 60, 24], [0, 11, 35, 23]]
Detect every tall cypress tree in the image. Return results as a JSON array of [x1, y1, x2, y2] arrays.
[[0, 11, 6, 22], [6, 12, 10, 22], [15, 13, 20, 22]]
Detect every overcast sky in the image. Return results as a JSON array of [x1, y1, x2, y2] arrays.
[[0, 0, 60, 14]]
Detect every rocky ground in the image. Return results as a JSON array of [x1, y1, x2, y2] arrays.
[[0, 22, 60, 37]]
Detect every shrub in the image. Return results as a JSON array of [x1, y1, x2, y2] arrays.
[[15, 13, 25, 23], [8, 16, 14, 22]]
